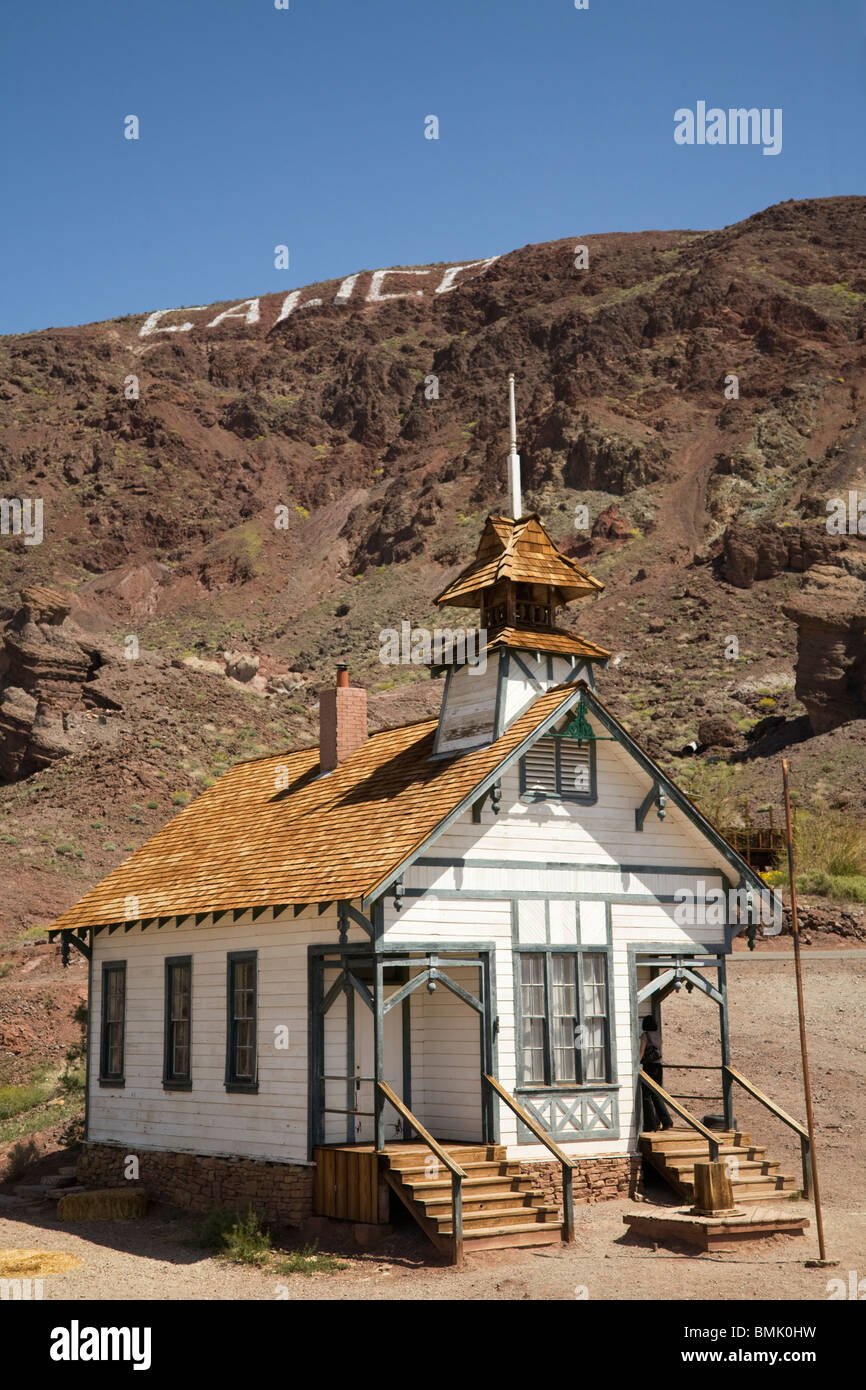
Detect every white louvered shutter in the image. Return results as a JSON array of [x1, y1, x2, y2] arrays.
[[559, 739, 591, 795], [524, 738, 558, 794]]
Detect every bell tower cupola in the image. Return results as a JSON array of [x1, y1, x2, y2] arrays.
[[431, 376, 610, 757]]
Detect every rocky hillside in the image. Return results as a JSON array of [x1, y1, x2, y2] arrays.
[[1, 195, 865, 960]]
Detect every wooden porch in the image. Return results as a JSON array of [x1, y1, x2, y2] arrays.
[[313, 1078, 576, 1263]]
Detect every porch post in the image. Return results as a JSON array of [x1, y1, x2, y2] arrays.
[[373, 951, 385, 1151], [345, 980, 355, 1144], [717, 954, 734, 1129]]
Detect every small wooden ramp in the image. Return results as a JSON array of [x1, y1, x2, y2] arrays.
[[640, 1128, 802, 1204], [382, 1143, 564, 1256]]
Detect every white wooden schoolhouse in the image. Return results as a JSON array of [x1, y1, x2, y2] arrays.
[[50, 388, 792, 1261]]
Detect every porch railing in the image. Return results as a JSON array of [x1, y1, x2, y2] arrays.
[[638, 1069, 721, 1160], [483, 1073, 575, 1243], [376, 1081, 467, 1265], [723, 1063, 813, 1198]]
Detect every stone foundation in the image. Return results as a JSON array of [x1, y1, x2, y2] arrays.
[[520, 1155, 642, 1208], [76, 1143, 314, 1227]]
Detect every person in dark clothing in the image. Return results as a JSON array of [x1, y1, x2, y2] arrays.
[[639, 1014, 674, 1131]]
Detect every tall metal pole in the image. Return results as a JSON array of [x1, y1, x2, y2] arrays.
[[781, 759, 830, 1264], [506, 373, 522, 520]]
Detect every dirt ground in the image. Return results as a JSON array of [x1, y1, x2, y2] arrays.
[[0, 950, 862, 1301]]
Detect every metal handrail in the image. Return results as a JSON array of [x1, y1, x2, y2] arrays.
[[723, 1063, 813, 1197], [639, 1069, 721, 1161], [484, 1073, 575, 1243], [376, 1081, 466, 1264]]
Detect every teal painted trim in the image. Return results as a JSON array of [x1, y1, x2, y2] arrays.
[[514, 1088, 620, 1143], [579, 685, 768, 909], [510, 650, 545, 692], [626, 940, 731, 1148], [512, 937, 615, 1092], [635, 783, 663, 832], [493, 648, 509, 740], [366, 684, 589, 904], [414, 856, 731, 878], [404, 887, 716, 904]]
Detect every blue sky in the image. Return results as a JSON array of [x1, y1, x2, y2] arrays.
[[1, 0, 863, 334]]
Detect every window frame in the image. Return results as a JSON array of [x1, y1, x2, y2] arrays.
[[225, 950, 259, 1093], [163, 955, 193, 1090], [515, 947, 612, 1091], [99, 961, 126, 1087], [519, 734, 598, 806]]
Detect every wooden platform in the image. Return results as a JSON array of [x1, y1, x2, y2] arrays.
[[313, 1140, 565, 1257], [623, 1205, 810, 1251], [313, 1141, 487, 1226]]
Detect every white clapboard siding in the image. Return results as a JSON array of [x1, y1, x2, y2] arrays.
[[89, 906, 366, 1163]]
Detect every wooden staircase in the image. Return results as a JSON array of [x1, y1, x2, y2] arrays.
[[381, 1143, 564, 1256], [640, 1128, 802, 1205]]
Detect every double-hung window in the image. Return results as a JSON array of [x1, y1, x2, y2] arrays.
[[518, 950, 610, 1087], [164, 957, 192, 1088], [99, 962, 126, 1086], [225, 951, 258, 1092]]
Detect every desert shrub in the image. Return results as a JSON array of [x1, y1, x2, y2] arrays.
[[3, 1138, 39, 1182], [195, 1207, 272, 1265], [274, 1243, 349, 1276], [794, 812, 866, 880]]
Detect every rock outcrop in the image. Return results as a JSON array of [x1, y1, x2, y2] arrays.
[[783, 567, 866, 734], [721, 522, 838, 589], [0, 588, 100, 780]]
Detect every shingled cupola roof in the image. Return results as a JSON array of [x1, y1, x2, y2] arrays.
[[435, 513, 604, 608]]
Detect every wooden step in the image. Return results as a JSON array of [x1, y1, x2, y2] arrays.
[[460, 1225, 564, 1252], [386, 1159, 523, 1180], [384, 1145, 505, 1170], [438, 1215, 562, 1238], [659, 1145, 767, 1161], [419, 1190, 549, 1216], [434, 1206, 559, 1233], [399, 1177, 533, 1200]]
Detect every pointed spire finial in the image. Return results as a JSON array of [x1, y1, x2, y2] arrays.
[[507, 372, 522, 520]]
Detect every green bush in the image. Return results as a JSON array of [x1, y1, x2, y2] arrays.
[[195, 1207, 272, 1264], [274, 1243, 349, 1276], [795, 871, 866, 904], [0, 1082, 51, 1120]]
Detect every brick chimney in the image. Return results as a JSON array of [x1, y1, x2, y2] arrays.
[[319, 664, 368, 772]]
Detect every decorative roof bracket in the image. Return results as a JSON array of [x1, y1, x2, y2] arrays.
[[635, 783, 667, 832]]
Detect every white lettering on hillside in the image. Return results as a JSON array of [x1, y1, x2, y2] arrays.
[[137, 257, 501, 338]]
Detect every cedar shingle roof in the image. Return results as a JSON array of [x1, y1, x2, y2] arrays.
[[485, 626, 611, 660], [435, 515, 603, 607], [48, 684, 585, 932]]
